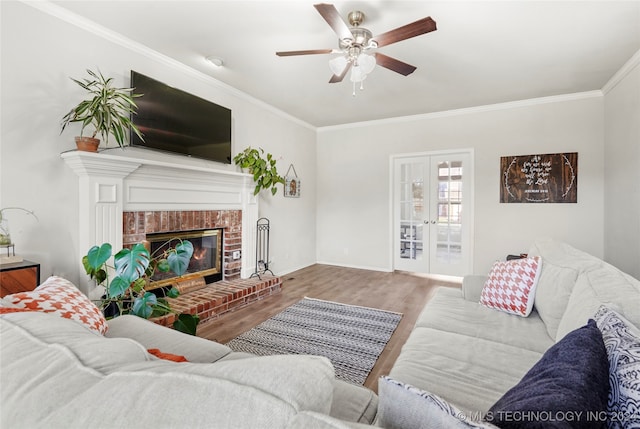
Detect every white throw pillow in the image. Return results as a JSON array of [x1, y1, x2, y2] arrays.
[[377, 376, 498, 429], [479, 257, 542, 317]]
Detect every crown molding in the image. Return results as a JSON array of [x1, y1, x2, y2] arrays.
[[318, 90, 603, 132], [602, 49, 640, 95], [22, 0, 315, 131]]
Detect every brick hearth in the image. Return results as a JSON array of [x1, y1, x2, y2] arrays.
[[151, 275, 282, 327]]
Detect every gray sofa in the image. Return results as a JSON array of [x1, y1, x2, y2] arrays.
[[1, 308, 377, 428], [388, 237, 640, 416], [2, 237, 638, 428]]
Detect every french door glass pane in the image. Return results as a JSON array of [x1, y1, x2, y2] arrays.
[[398, 162, 424, 261], [436, 161, 463, 264]]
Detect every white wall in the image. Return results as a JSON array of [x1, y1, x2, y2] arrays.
[[316, 94, 605, 275], [603, 53, 640, 279], [0, 1, 316, 285]]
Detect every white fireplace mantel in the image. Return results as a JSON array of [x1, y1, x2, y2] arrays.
[[61, 149, 258, 296]]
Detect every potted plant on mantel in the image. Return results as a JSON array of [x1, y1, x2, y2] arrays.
[[233, 147, 285, 195], [83, 239, 200, 335], [60, 69, 144, 152]]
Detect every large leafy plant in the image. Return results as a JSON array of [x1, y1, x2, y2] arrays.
[[60, 69, 144, 148], [83, 239, 199, 335], [233, 147, 284, 195]]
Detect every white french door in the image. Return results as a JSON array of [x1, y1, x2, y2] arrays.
[[393, 151, 473, 276]]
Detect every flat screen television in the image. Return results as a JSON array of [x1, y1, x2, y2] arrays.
[[130, 71, 232, 164]]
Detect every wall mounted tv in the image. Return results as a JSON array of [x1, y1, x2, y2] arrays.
[[130, 71, 232, 164]]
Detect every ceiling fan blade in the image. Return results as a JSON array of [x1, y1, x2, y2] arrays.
[[314, 3, 354, 42], [276, 49, 334, 57], [374, 53, 417, 76], [329, 62, 352, 83], [373, 17, 437, 48]]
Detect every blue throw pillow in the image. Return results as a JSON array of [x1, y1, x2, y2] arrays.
[[486, 319, 609, 429]]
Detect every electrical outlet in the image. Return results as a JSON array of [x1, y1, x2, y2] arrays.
[[232, 250, 241, 260]]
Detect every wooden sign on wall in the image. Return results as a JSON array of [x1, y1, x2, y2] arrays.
[[500, 152, 578, 203]]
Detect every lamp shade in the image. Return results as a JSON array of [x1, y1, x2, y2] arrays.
[[329, 56, 348, 75], [350, 65, 368, 83], [358, 53, 376, 74]]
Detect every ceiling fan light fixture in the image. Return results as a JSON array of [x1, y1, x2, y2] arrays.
[[329, 55, 348, 75], [357, 53, 376, 74], [350, 65, 367, 83]]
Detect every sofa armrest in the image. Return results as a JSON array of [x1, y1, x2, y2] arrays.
[[106, 315, 232, 363], [461, 275, 487, 302]]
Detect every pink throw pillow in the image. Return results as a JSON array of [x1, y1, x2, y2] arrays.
[[480, 256, 542, 317]]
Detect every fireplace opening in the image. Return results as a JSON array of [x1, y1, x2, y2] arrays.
[[146, 229, 223, 291]]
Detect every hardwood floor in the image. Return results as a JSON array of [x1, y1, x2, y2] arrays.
[[197, 264, 461, 392]]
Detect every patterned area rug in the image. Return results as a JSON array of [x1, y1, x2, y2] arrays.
[[226, 297, 402, 385]]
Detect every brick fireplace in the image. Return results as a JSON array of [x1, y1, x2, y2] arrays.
[[122, 210, 242, 280]]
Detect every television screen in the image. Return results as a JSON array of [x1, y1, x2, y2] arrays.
[[130, 71, 232, 164]]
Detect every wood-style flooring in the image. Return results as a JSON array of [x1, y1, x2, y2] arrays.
[[197, 264, 461, 392]]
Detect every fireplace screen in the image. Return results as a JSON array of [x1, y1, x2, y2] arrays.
[[146, 229, 222, 289]]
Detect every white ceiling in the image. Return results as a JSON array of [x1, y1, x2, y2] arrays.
[[52, 1, 640, 128]]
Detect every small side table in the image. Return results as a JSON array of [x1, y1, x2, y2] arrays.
[[0, 260, 41, 297]]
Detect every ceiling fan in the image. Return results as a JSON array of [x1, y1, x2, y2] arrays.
[[276, 3, 437, 87]]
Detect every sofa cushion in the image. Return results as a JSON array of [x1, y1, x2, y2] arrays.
[[556, 264, 640, 341], [107, 314, 232, 363], [486, 320, 609, 429], [0, 276, 108, 335], [594, 306, 640, 429], [480, 256, 541, 317], [1, 311, 337, 428], [389, 326, 544, 414], [331, 379, 378, 425], [528, 238, 603, 339], [377, 376, 499, 429], [415, 287, 553, 353], [0, 310, 152, 373]]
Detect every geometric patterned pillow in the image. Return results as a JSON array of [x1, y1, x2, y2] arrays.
[[594, 306, 640, 429], [377, 376, 499, 429], [1, 276, 108, 335], [480, 256, 542, 317]]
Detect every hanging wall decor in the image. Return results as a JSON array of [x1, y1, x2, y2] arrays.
[[500, 152, 578, 203], [284, 164, 301, 198]]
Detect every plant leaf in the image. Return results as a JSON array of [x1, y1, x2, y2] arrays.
[[114, 243, 150, 283], [166, 287, 180, 298], [156, 258, 170, 273], [131, 292, 157, 319], [108, 276, 131, 298], [131, 278, 146, 293], [173, 313, 200, 336], [86, 243, 112, 271], [167, 240, 193, 276]]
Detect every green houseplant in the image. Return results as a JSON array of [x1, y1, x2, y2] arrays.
[[83, 239, 200, 335], [60, 69, 144, 152], [233, 147, 285, 195]]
